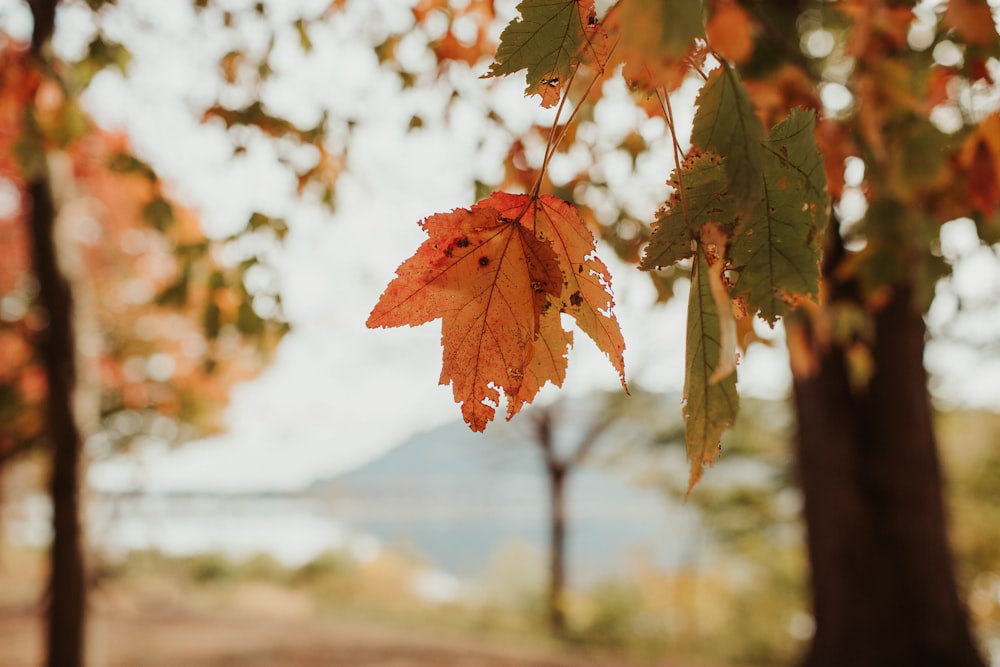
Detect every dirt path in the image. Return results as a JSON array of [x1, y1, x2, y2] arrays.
[[0, 609, 670, 667], [0, 549, 733, 667]]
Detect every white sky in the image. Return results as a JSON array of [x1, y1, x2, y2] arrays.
[[3, 0, 999, 492]]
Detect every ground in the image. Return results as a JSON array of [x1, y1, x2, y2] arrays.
[[0, 606, 733, 667], [0, 547, 725, 667]]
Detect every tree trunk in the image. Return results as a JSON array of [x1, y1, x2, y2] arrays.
[[547, 464, 567, 636], [29, 174, 87, 667], [27, 3, 86, 664], [532, 403, 610, 637], [791, 285, 985, 667]]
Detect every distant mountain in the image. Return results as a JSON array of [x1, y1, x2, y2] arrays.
[[309, 398, 706, 584]]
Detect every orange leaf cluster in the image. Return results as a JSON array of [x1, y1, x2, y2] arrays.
[[706, 2, 755, 65], [413, 0, 496, 67], [0, 41, 283, 454], [0, 47, 36, 294], [368, 192, 625, 431], [841, 1, 914, 60], [69, 134, 278, 430], [961, 113, 1000, 217]]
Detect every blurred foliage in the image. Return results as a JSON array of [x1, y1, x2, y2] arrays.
[[0, 0, 356, 468], [938, 410, 1000, 648], [5, 397, 998, 667]]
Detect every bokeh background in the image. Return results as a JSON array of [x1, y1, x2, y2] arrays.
[[2, 1, 1000, 666]]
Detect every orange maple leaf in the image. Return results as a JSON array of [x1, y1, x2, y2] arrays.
[[491, 193, 627, 402], [368, 196, 562, 431], [368, 192, 626, 431], [514, 299, 574, 415]]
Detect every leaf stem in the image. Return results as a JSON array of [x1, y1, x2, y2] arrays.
[[526, 39, 619, 214], [659, 87, 696, 242], [657, 84, 687, 163], [528, 67, 580, 203]]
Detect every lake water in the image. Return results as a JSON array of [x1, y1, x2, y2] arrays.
[[4, 493, 379, 565], [3, 488, 704, 587]]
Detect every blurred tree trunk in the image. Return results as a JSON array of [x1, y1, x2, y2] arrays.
[[547, 464, 567, 635], [29, 174, 87, 667], [29, 3, 88, 665], [532, 403, 612, 637], [535, 409, 568, 636], [790, 243, 984, 666]]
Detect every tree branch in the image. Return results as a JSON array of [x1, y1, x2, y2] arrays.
[[28, 0, 60, 55]]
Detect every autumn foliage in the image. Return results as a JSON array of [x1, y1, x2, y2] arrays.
[[371, 0, 1000, 492], [0, 40, 285, 463], [369, 192, 625, 431]]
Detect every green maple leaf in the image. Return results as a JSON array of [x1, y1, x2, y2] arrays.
[[691, 66, 765, 215], [485, 0, 604, 105], [730, 109, 829, 324], [641, 151, 735, 271], [683, 239, 739, 496]]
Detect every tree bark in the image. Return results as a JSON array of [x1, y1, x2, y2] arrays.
[[791, 285, 985, 667], [29, 174, 87, 667]]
